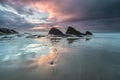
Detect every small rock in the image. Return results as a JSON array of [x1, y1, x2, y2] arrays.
[[85, 31, 93, 35], [49, 61, 54, 65]]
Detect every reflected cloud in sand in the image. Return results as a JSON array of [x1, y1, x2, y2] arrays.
[[85, 36, 92, 41], [35, 47, 58, 65]]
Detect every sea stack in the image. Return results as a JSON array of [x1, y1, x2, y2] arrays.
[[66, 26, 82, 37], [85, 31, 93, 35], [48, 28, 64, 36]]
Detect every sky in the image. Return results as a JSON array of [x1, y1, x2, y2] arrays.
[[0, 0, 120, 32]]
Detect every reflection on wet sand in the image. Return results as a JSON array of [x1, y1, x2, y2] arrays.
[[85, 36, 92, 41], [67, 38, 79, 44], [35, 47, 58, 65], [50, 37, 62, 45], [0, 35, 96, 80], [0, 36, 15, 40]]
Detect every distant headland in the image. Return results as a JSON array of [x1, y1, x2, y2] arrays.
[[0, 28, 18, 35]]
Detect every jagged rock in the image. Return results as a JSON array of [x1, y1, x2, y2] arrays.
[[66, 26, 82, 37], [0, 28, 18, 35], [85, 31, 92, 35], [48, 28, 64, 36]]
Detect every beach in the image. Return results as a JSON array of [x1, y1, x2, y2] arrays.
[[0, 33, 120, 80]]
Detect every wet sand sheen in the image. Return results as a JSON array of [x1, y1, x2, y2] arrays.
[[0, 33, 120, 80]]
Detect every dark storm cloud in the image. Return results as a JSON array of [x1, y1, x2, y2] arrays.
[[0, 10, 35, 30], [59, 18, 120, 32], [56, 0, 120, 22], [0, 0, 34, 15]]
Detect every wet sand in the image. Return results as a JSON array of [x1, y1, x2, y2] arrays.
[[0, 33, 120, 80]]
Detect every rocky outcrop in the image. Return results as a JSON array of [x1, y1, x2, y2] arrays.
[[48, 27, 93, 37], [66, 26, 82, 37], [85, 31, 93, 35], [0, 28, 18, 35], [48, 28, 64, 36]]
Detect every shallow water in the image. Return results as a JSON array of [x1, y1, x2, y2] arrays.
[[0, 33, 120, 80]]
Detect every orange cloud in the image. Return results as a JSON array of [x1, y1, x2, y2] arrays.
[[1, 0, 83, 23], [29, 0, 77, 22]]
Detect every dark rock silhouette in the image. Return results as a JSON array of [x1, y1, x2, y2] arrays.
[[48, 28, 64, 36], [85, 31, 93, 35], [48, 26, 93, 37], [0, 28, 18, 35], [66, 26, 82, 37]]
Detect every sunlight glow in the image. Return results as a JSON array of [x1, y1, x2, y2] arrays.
[[30, 26, 46, 30]]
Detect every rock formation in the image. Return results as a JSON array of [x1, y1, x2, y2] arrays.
[[48, 28, 64, 36], [66, 26, 82, 37], [48, 27, 93, 37], [85, 31, 93, 35]]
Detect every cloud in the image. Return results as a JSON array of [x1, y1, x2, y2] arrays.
[[29, 22, 60, 31], [0, 0, 120, 32], [0, 10, 35, 30], [1, 0, 120, 22]]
